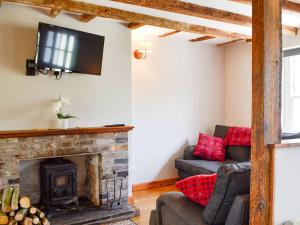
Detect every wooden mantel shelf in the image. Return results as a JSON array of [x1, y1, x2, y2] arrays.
[[0, 126, 134, 138]]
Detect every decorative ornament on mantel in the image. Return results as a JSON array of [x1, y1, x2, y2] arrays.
[[53, 94, 77, 129]]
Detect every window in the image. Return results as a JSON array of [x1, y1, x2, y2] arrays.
[[282, 48, 300, 133]]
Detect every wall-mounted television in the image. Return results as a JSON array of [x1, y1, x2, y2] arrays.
[[35, 23, 105, 75]]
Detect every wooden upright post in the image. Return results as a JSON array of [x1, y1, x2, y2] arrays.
[[251, 0, 282, 225]]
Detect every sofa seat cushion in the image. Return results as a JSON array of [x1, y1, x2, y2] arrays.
[[156, 192, 207, 225], [175, 159, 237, 175]]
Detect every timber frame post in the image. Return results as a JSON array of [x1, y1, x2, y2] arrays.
[[250, 0, 282, 225]]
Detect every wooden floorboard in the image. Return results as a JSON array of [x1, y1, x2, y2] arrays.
[[131, 185, 178, 225]]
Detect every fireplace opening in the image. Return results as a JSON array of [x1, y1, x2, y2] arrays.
[[18, 151, 137, 224], [40, 158, 79, 212]]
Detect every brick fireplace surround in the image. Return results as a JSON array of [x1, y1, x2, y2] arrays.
[[0, 126, 135, 224]]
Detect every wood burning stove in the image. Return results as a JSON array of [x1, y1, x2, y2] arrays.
[[40, 158, 78, 211]]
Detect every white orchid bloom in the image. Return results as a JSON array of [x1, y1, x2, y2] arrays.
[[53, 101, 63, 113], [61, 97, 71, 106]]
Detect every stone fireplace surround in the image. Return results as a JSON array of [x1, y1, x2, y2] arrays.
[[0, 126, 136, 224]]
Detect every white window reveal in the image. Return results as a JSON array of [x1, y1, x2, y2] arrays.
[[282, 48, 300, 133]]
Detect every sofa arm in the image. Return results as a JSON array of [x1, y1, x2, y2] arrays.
[[183, 145, 198, 160], [225, 194, 249, 225]]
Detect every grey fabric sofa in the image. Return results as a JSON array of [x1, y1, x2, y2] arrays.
[[175, 125, 251, 178], [150, 162, 251, 225]]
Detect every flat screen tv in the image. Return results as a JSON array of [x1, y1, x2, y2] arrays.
[[35, 23, 105, 75]]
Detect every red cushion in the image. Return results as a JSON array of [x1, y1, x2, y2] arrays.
[[176, 174, 217, 206], [225, 127, 251, 146], [193, 133, 226, 162]]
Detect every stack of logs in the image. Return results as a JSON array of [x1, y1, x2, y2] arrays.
[[0, 187, 49, 225]]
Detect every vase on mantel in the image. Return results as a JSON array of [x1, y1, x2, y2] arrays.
[[57, 119, 69, 129]]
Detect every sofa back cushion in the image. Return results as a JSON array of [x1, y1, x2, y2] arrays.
[[213, 125, 251, 162], [202, 162, 251, 225]]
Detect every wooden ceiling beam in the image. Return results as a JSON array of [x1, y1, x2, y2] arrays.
[[111, 0, 297, 36], [48, 8, 61, 18], [4, 0, 251, 39], [79, 14, 96, 23], [128, 22, 144, 29], [159, 30, 180, 38], [282, 0, 300, 14], [217, 39, 244, 47], [189, 35, 215, 42], [231, 0, 300, 14]]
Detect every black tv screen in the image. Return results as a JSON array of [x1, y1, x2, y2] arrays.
[[36, 23, 105, 75]]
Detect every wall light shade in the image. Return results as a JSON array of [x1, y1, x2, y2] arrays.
[[134, 41, 153, 60]]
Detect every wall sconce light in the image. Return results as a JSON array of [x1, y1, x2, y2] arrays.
[[134, 42, 153, 60]]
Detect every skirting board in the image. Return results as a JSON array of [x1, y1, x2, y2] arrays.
[[128, 196, 135, 205], [132, 177, 180, 192]]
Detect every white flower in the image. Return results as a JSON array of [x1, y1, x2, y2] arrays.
[[53, 94, 72, 116], [53, 101, 63, 113], [61, 97, 71, 106]]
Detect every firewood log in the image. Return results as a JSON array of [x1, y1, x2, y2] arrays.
[[35, 209, 44, 219], [8, 217, 18, 225], [15, 208, 28, 221], [11, 187, 20, 210], [19, 197, 30, 209], [0, 209, 8, 225], [8, 218, 18, 225], [9, 210, 16, 217], [41, 217, 50, 225], [21, 217, 33, 225], [2, 187, 14, 213], [0, 193, 3, 205], [29, 207, 37, 215], [30, 215, 40, 225]]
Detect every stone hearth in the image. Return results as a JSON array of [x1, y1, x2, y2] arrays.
[[0, 126, 138, 224]]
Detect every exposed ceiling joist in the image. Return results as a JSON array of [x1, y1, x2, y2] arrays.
[[159, 30, 180, 38], [111, 0, 297, 36], [283, 0, 300, 13], [49, 8, 61, 18], [127, 22, 144, 29], [231, 0, 300, 14], [79, 14, 96, 23], [189, 36, 215, 42], [217, 39, 244, 47], [4, 0, 251, 39]]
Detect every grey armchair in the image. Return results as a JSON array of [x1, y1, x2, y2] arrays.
[[150, 162, 251, 225]]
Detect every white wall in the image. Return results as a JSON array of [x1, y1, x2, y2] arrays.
[[224, 35, 300, 127], [274, 146, 300, 225], [224, 42, 252, 127], [131, 33, 225, 184], [0, 4, 132, 130]]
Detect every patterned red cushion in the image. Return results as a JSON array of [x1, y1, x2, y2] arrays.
[[225, 127, 251, 146], [176, 174, 217, 206], [193, 133, 226, 162]]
